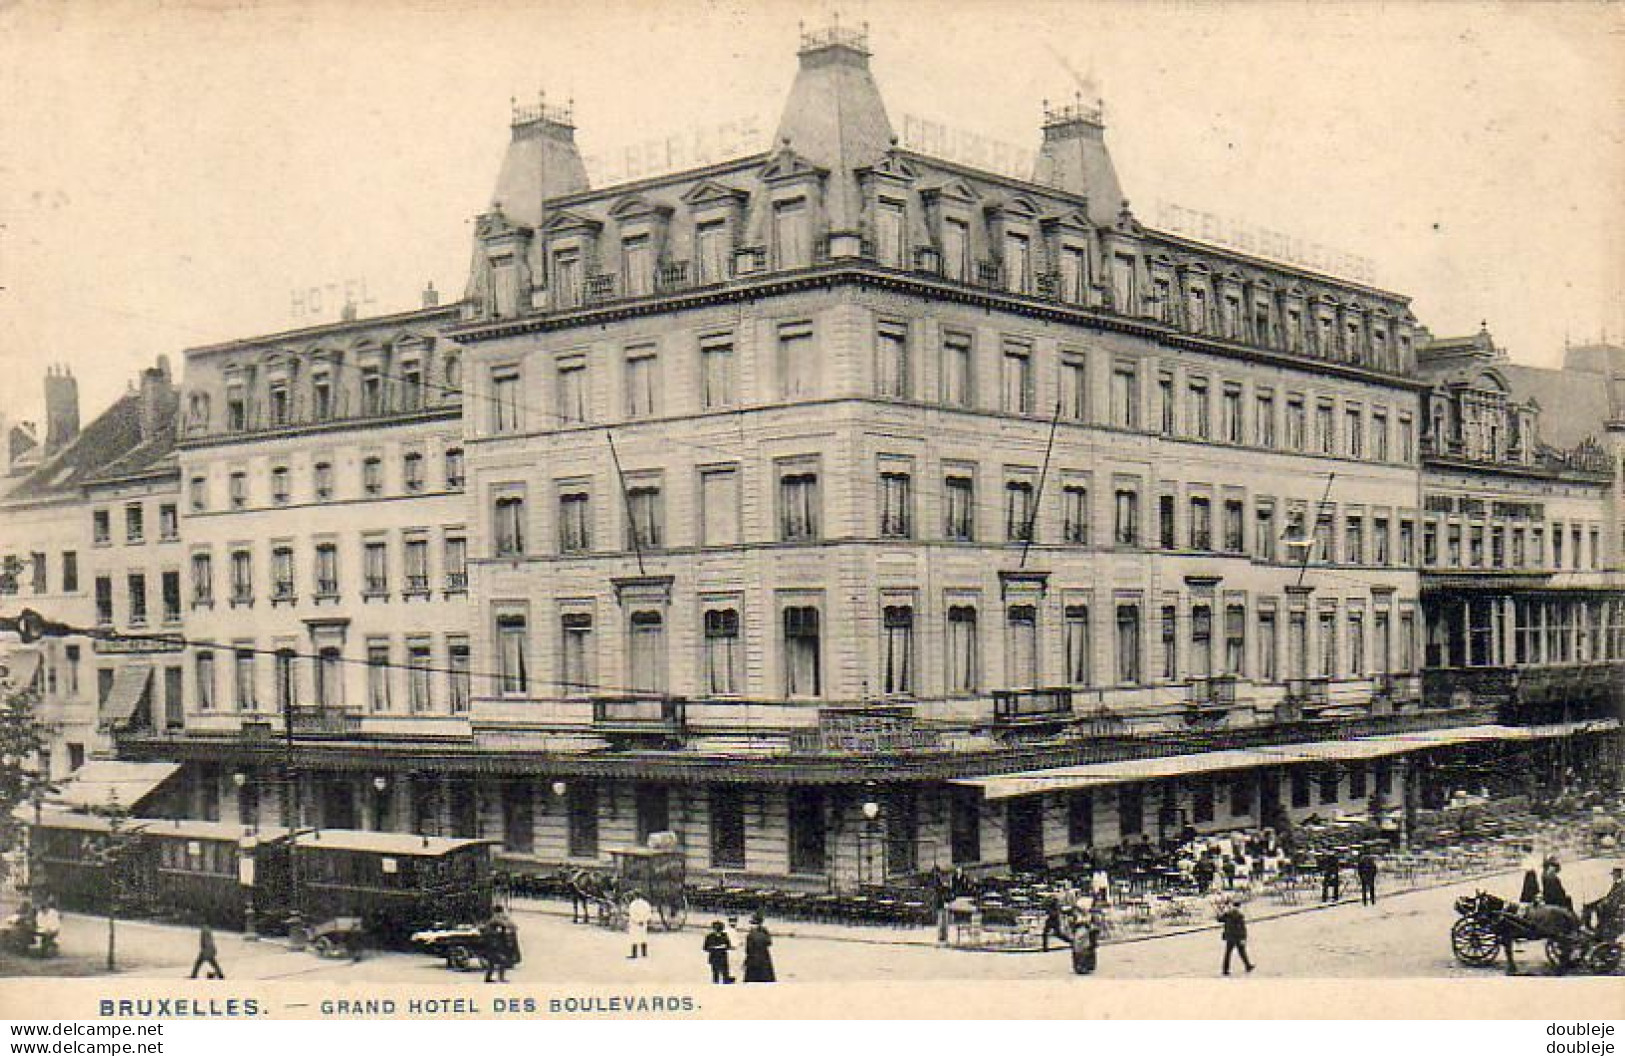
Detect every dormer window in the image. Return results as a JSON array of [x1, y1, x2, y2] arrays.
[[268, 380, 290, 426], [311, 371, 333, 420], [1003, 231, 1031, 294], [696, 220, 731, 284], [773, 199, 811, 269], [622, 234, 653, 297], [360, 364, 384, 416], [226, 383, 247, 431], [875, 199, 906, 267], [1110, 254, 1137, 314], [1058, 244, 1088, 303], [400, 360, 424, 410], [552, 248, 583, 309], [942, 218, 969, 281]]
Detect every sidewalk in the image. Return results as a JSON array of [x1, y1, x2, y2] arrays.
[[511, 847, 1622, 953]]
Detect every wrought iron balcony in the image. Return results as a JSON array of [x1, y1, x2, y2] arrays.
[[1187, 675, 1239, 707], [288, 706, 363, 735], [591, 695, 687, 736], [655, 260, 692, 293], [583, 273, 618, 304], [992, 687, 1074, 727]]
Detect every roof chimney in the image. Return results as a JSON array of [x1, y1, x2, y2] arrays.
[[138, 358, 178, 442], [341, 300, 358, 322], [43, 365, 80, 455], [422, 281, 440, 309]]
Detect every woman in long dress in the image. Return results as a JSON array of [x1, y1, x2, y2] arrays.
[[742, 914, 775, 982]]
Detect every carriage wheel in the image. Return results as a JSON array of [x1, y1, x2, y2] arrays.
[[1450, 918, 1502, 967], [658, 895, 689, 932], [445, 945, 472, 972], [312, 935, 339, 959], [1585, 942, 1622, 976], [1545, 940, 1574, 973]]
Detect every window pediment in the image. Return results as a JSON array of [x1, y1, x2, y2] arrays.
[[681, 180, 749, 208], [541, 209, 604, 235], [607, 194, 674, 223], [1041, 209, 1093, 234], [985, 193, 1041, 220], [759, 144, 826, 185], [860, 153, 919, 184], [920, 178, 979, 204]]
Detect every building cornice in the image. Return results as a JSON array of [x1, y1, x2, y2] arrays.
[[448, 264, 1430, 391]]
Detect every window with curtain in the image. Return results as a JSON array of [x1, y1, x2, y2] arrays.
[[494, 495, 526, 556], [1224, 605, 1246, 676], [561, 614, 593, 696], [626, 485, 664, 550], [779, 470, 820, 541], [784, 606, 821, 696], [941, 331, 972, 407], [627, 611, 666, 694], [946, 605, 978, 694], [1001, 340, 1033, 414], [875, 325, 908, 398], [700, 469, 740, 547], [1258, 611, 1278, 682], [624, 348, 658, 418], [1005, 480, 1035, 542], [1161, 605, 1178, 681], [778, 325, 815, 398], [773, 199, 810, 269], [1006, 605, 1038, 689], [497, 614, 529, 696], [1064, 604, 1091, 685], [556, 359, 587, 422], [1116, 604, 1142, 684], [700, 337, 735, 409], [1060, 354, 1088, 420], [1114, 487, 1140, 546], [879, 472, 912, 538], [703, 608, 741, 696], [881, 605, 915, 695], [944, 475, 975, 541], [1190, 605, 1213, 679], [1062, 485, 1089, 544], [696, 220, 730, 284]]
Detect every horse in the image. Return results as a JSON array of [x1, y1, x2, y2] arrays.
[[562, 868, 602, 924], [1455, 891, 1582, 975]]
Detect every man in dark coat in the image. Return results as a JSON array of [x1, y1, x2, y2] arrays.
[[189, 922, 224, 979], [742, 914, 775, 983], [1519, 865, 1542, 904], [1356, 851, 1379, 906], [1193, 856, 1216, 894], [1541, 857, 1573, 911], [481, 907, 519, 983], [1319, 852, 1342, 903], [702, 921, 733, 984], [1217, 900, 1254, 975]]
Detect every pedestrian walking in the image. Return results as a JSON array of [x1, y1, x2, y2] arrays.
[[190, 922, 224, 980], [723, 915, 744, 983], [742, 913, 776, 983], [1356, 850, 1379, 906], [626, 892, 653, 959], [1040, 897, 1067, 953], [703, 921, 733, 983], [1222, 855, 1238, 890], [1193, 855, 1216, 894], [1216, 900, 1254, 976], [1069, 915, 1099, 975]]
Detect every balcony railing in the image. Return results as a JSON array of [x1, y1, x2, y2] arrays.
[[583, 273, 618, 304], [1187, 676, 1239, 707], [591, 695, 687, 736], [992, 687, 1074, 726], [444, 572, 468, 592], [288, 706, 363, 735], [655, 260, 691, 293]]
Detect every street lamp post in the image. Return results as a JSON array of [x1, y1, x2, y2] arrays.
[[860, 797, 882, 887], [282, 687, 304, 950], [232, 771, 258, 940]]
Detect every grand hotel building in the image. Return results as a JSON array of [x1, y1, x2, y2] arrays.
[[95, 29, 1620, 886]]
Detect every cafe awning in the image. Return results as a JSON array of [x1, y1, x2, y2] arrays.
[[51, 760, 179, 812], [953, 748, 1293, 800], [2, 648, 43, 689], [951, 721, 1599, 800], [99, 662, 153, 730]]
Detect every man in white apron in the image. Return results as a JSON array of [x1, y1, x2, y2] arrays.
[[626, 892, 653, 959]]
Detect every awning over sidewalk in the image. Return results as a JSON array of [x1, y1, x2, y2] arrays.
[[50, 760, 179, 812], [2, 648, 43, 689], [952, 720, 1617, 800], [953, 748, 1292, 800], [98, 662, 152, 730]]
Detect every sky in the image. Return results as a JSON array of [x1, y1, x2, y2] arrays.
[[1, 0, 1621, 428]]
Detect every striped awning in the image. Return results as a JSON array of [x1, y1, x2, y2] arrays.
[[2, 648, 43, 689], [51, 760, 179, 812], [99, 662, 153, 730]]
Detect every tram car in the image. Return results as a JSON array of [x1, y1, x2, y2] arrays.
[[28, 812, 494, 946], [287, 830, 495, 947]]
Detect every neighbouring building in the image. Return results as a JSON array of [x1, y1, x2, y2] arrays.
[[1, 362, 178, 780], [1415, 329, 1624, 785]]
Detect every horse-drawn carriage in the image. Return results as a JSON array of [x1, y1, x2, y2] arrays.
[[561, 839, 689, 932], [1451, 891, 1622, 975]]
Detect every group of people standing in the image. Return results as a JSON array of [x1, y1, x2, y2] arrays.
[[702, 913, 776, 983]]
